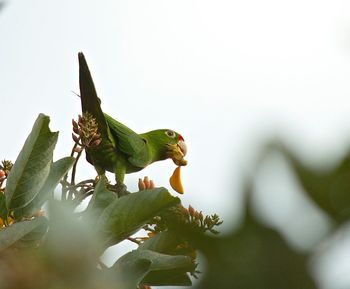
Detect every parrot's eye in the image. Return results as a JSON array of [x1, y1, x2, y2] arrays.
[[165, 130, 176, 138]]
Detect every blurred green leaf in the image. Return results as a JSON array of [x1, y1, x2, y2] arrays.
[[38, 201, 111, 289], [110, 249, 193, 289], [142, 268, 192, 286], [278, 145, 350, 223], [139, 231, 195, 286], [5, 114, 58, 212], [86, 176, 116, 219], [14, 157, 75, 219], [0, 216, 48, 251], [15, 218, 49, 248], [97, 188, 179, 246], [177, 194, 317, 289]]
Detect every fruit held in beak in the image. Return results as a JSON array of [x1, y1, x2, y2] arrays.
[[168, 142, 187, 166], [170, 166, 184, 194]]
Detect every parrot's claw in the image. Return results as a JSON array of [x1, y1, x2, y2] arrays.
[[108, 182, 129, 197], [138, 176, 155, 191]]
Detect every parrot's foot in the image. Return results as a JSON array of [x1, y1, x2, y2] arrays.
[[138, 176, 155, 191], [108, 182, 129, 197]]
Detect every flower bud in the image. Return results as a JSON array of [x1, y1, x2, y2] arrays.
[[72, 119, 79, 129], [198, 211, 203, 221], [188, 205, 195, 217], [74, 146, 83, 153], [72, 125, 80, 135], [194, 210, 200, 220], [91, 132, 101, 141], [90, 139, 101, 147], [72, 133, 80, 144], [138, 178, 146, 191]]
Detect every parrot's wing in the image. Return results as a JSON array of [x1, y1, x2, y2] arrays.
[[104, 113, 151, 167]]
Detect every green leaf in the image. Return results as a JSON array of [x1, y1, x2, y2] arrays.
[[97, 188, 179, 246], [139, 231, 195, 286], [0, 216, 48, 251], [86, 176, 116, 219], [15, 218, 49, 248], [14, 157, 75, 218], [142, 268, 192, 286], [140, 230, 183, 254], [276, 144, 350, 223], [173, 187, 317, 289], [36, 157, 75, 205], [5, 114, 58, 212], [0, 193, 7, 221], [110, 249, 193, 289]]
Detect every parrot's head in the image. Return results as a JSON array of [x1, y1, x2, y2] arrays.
[[143, 129, 187, 166]]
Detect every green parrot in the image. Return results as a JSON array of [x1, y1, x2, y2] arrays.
[[77, 52, 187, 192]]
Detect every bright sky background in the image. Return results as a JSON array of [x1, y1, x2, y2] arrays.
[[2, 0, 350, 288]]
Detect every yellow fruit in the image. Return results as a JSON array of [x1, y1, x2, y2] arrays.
[[170, 166, 184, 194]]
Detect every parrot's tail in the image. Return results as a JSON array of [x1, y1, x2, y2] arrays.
[[78, 52, 108, 134]]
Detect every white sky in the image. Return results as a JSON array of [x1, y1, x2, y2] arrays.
[[2, 0, 350, 288]]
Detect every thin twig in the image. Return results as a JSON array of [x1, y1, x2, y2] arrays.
[[60, 178, 69, 201], [74, 189, 94, 204], [76, 179, 95, 186], [70, 149, 83, 186], [61, 143, 80, 201]]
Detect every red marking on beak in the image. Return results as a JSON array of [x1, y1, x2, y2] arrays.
[[178, 134, 184, 141]]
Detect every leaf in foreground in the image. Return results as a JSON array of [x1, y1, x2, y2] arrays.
[[86, 176, 116, 220], [274, 144, 350, 224], [5, 114, 58, 212], [15, 156, 75, 218], [97, 187, 179, 246], [110, 249, 194, 289], [177, 193, 317, 289], [0, 216, 48, 251]]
